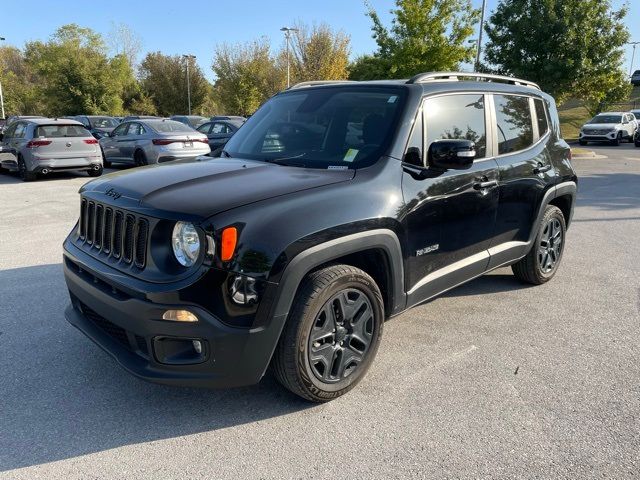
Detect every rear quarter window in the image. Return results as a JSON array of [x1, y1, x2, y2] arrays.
[[534, 99, 549, 136], [494, 95, 534, 155]]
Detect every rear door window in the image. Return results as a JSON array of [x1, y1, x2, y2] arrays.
[[211, 123, 230, 134], [424, 94, 486, 158], [494, 95, 534, 155], [533, 99, 549, 136]]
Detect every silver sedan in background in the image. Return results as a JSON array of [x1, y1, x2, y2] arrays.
[[99, 118, 210, 167]]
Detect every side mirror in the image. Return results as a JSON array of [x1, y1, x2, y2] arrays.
[[428, 139, 476, 170], [403, 146, 423, 167]]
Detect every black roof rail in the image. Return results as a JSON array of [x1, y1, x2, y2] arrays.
[[288, 80, 356, 90], [406, 71, 540, 90]]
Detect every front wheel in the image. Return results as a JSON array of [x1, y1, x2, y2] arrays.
[[610, 132, 621, 146], [512, 205, 566, 285], [272, 264, 384, 402]]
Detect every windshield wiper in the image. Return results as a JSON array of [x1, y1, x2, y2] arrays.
[[263, 153, 308, 167], [220, 150, 232, 158]]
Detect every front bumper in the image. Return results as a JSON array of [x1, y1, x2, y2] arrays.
[[63, 243, 286, 389], [579, 131, 617, 142]]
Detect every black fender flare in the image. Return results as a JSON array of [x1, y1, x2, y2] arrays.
[[529, 180, 577, 245], [270, 229, 406, 320]]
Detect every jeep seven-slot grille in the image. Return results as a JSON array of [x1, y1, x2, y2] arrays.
[[79, 198, 149, 269]]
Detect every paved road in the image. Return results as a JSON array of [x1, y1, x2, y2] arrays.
[[1, 145, 639, 479]]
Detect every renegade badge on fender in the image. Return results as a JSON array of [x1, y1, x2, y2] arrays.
[[63, 72, 577, 402]]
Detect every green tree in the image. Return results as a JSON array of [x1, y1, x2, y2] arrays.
[[212, 39, 283, 115], [349, 0, 479, 80], [139, 52, 212, 116], [483, 0, 631, 108], [287, 23, 351, 83], [0, 45, 45, 115], [25, 24, 135, 115]]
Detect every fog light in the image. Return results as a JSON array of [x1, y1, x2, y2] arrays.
[[162, 309, 198, 322], [192, 340, 202, 354]]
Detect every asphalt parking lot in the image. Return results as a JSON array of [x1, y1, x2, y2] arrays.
[[1, 144, 639, 479]]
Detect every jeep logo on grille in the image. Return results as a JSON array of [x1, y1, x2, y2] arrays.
[[105, 188, 122, 200]]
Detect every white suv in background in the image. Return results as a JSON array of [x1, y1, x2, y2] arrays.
[[579, 112, 637, 146]]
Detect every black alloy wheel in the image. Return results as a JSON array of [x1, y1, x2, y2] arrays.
[[307, 288, 374, 383]]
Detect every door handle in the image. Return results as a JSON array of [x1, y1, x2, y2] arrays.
[[474, 179, 498, 190], [534, 163, 552, 174]]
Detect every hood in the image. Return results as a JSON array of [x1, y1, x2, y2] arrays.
[[93, 127, 115, 133], [582, 123, 619, 130], [80, 157, 355, 220]]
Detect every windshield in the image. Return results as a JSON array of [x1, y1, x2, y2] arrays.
[[589, 115, 621, 124], [35, 124, 91, 138], [223, 87, 406, 168], [147, 120, 195, 133], [89, 117, 118, 128]]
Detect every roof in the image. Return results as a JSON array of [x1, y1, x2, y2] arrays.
[[27, 118, 84, 126], [289, 71, 541, 91], [597, 112, 626, 115]]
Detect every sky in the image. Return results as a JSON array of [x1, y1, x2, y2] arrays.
[[0, 0, 638, 80]]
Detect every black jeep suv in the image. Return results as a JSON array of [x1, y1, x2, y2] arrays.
[[63, 72, 577, 402]]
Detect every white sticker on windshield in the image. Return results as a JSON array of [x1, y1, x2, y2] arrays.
[[328, 165, 348, 170], [388, 95, 398, 103], [343, 148, 359, 162]]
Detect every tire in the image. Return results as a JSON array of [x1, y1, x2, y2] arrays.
[[610, 132, 621, 146], [512, 205, 566, 285], [17, 155, 36, 182], [578, 140, 587, 146], [272, 264, 384, 402], [88, 165, 103, 177], [635, 140, 640, 148], [134, 149, 148, 167]]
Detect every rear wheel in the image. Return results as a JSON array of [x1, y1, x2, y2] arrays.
[[512, 205, 566, 285], [88, 165, 103, 177], [134, 149, 148, 167], [272, 264, 384, 402], [17, 155, 36, 182]]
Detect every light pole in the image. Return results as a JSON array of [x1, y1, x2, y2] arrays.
[[474, 0, 487, 72], [628, 42, 640, 77], [0, 36, 5, 119], [182, 54, 196, 115], [280, 27, 298, 88]]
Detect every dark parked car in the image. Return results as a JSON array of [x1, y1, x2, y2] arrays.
[[122, 115, 161, 123], [635, 128, 640, 147], [69, 115, 120, 139], [196, 118, 244, 153], [170, 115, 208, 128], [63, 72, 576, 402], [210, 115, 246, 122], [1, 115, 45, 134]]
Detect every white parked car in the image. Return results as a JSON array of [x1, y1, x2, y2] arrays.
[[579, 112, 636, 146], [0, 118, 103, 181], [99, 118, 210, 167]]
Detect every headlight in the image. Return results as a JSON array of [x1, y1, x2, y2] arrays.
[[172, 221, 201, 267]]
